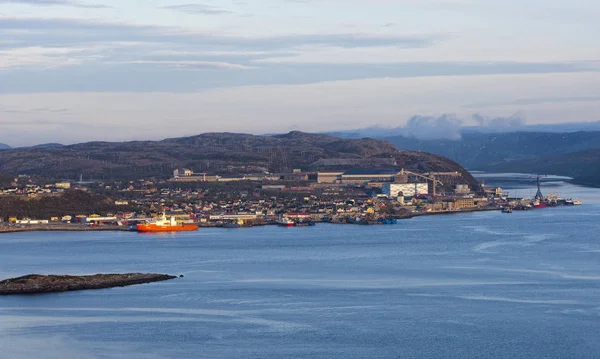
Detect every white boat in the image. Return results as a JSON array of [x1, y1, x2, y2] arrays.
[[565, 199, 582, 206]]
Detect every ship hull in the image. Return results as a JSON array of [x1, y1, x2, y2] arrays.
[[136, 224, 198, 232]]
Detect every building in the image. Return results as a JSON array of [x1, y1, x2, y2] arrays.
[[454, 184, 470, 194], [454, 198, 476, 209], [16, 219, 50, 224], [55, 182, 71, 189], [382, 183, 429, 198], [316, 171, 344, 184], [209, 214, 258, 221], [340, 169, 398, 184], [173, 168, 194, 178], [85, 216, 118, 224]]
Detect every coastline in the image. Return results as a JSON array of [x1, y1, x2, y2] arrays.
[[0, 207, 503, 234], [0, 224, 132, 234]]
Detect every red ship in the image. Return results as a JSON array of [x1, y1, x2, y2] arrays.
[[137, 213, 198, 232]]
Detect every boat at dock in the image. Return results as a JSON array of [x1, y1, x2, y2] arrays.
[[533, 201, 547, 209], [136, 213, 198, 232], [276, 217, 295, 227], [502, 207, 513, 213]]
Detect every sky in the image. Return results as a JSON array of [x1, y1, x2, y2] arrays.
[[1, 0, 600, 146]]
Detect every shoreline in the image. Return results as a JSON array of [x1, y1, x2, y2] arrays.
[[0, 207, 502, 233], [0, 224, 132, 234]]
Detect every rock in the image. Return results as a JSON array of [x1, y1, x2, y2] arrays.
[[0, 273, 177, 295]]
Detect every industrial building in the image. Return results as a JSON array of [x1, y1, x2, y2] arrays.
[[316, 171, 344, 184], [173, 168, 194, 178], [341, 169, 399, 184], [382, 183, 429, 198]]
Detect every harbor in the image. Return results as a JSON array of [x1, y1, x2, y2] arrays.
[[2, 180, 599, 359], [0, 171, 584, 232]]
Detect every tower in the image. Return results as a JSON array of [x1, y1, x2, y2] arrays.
[[535, 175, 544, 200]]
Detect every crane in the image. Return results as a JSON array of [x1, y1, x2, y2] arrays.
[[397, 169, 444, 196], [427, 171, 462, 195]]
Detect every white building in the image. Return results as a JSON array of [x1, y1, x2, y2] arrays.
[[382, 183, 428, 198], [173, 168, 194, 178], [454, 184, 470, 194], [55, 182, 71, 189]]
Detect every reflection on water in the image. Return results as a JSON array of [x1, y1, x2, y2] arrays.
[[1, 175, 599, 359]]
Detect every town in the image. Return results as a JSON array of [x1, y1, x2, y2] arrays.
[[0, 167, 576, 232]]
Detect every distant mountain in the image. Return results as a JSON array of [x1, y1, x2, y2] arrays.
[[25, 143, 65, 149], [381, 131, 600, 170], [0, 143, 10, 150], [0, 131, 478, 188], [326, 121, 600, 139], [483, 149, 600, 187]]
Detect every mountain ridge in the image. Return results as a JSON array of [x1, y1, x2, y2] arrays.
[[482, 148, 600, 187], [380, 131, 600, 169]]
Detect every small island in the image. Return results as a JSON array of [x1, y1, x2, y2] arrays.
[[0, 273, 178, 295]]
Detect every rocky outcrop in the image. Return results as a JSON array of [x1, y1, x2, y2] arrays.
[[0, 273, 178, 295]]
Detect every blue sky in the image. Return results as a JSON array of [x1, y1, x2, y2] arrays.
[[1, 0, 600, 145]]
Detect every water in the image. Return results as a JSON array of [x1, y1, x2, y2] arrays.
[[1, 178, 600, 358]]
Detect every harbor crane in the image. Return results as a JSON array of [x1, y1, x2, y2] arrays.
[[397, 169, 443, 196], [397, 170, 462, 196]]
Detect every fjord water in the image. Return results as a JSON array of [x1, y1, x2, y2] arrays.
[[1, 179, 600, 358]]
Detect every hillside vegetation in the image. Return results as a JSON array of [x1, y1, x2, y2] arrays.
[[0, 190, 136, 220]]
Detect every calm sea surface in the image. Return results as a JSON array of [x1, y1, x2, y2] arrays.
[[1, 175, 600, 358]]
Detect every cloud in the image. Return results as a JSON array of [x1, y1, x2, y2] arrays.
[[2, 72, 600, 146], [396, 113, 527, 139], [161, 4, 233, 15], [122, 60, 255, 70], [0, 17, 441, 50], [0, 16, 448, 81], [0, 46, 105, 69], [0, 106, 70, 113], [465, 96, 600, 108], [0, 0, 108, 8], [403, 114, 463, 140], [471, 113, 525, 131]]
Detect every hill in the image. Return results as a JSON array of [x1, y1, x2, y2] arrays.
[[0, 144, 10, 150], [0, 131, 478, 188], [0, 190, 137, 220], [483, 149, 600, 187], [381, 131, 600, 169], [25, 143, 65, 149]]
